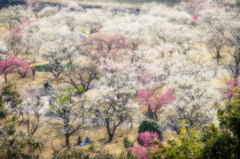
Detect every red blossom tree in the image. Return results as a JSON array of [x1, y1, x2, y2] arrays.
[[15, 58, 32, 78], [0, 57, 18, 83], [0, 56, 32, 83]]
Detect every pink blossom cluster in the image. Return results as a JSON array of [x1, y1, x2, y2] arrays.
[[132, 131, 160, 159], [0, 56, 32, 82], [188, 4, 229, 7], [19, 17, 39, 26], [192, 15, 199, 21], [136, 131, 159, 148], [138, 88, 175, 110], [225, 78, 240, 99], [132, 146, 149, 159]]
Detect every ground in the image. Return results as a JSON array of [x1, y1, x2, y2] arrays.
[[29, 120, 139, 158]]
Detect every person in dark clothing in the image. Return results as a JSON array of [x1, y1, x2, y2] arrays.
[[77, 136, 82, 144], [85, 136, 90, 143], [44, 81, 50, 89], [32, 68, 35, 80]]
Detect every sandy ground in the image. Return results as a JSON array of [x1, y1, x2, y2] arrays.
[[18, 120, 139, 158]]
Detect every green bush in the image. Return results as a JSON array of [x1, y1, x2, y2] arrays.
[[59, 86, 84, 94], [137, 119, 162, 146], [123, 136, 134, 148], [149, 122, 203, 159], [33, 63, 75, 72], [200, 89, 240, 159], [33, 64, 51, 72]]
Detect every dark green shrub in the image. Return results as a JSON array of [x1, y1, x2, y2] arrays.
[[123, 136, 134, 148], [33, 64, 51, 72], [200, 90, 240, 159], [34, 63, 75, 72], [137, 119, 162, 146]]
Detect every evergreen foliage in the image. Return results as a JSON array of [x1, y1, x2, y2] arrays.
[[137, 119, 162, 146], [123, 136, 134, 148]]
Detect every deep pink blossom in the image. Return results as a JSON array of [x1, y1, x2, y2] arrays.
[[225, 78, 240, 99], [132, 131, 160, 159], [132, 146, 149, 159], [0, 56, 32, 82], [193, 15, 199, 21], [138, 88, 175, 111], [136, 131, 159, 148]]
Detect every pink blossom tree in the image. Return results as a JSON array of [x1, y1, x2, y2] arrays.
[[132, 146, 149, 159], [138, 88, 176, 121], [0, 56, 32, 83], [225, 78, 240, 101], [192, 14, 199, 26], [128, 62, 175, 120], [132, 131, 160, 159], [15, 58, 32, 78], [136, 131, 159, 148], [79, 33, 128, 62], [0, 57, 18, 83]]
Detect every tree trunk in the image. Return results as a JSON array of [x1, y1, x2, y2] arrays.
[[4, 73, 7, 83], [108, 134, 113, 142], [65, 134, 70, 146]]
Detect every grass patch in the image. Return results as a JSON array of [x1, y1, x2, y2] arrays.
[[58, 86, 85, 94], [33, 64, 51, 72]]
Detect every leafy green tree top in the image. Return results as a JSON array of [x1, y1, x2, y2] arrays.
[[201, 88, 240, 159], [0, 83, 22, 119]]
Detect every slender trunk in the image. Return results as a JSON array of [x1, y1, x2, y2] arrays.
[[154, 113, 158, 121], [4, 73, 7, 83], [65, 134, 70, 146], [214, 58, 218, 77], [106, 119, 112, 142], [82, 111, 84, 124], [234, 55, 240, 87], [27, 119, 30, 136]]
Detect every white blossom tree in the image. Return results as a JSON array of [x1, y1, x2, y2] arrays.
[[199, 7, 240, 80], [39, 26, 80, 79], [157, 49, 221, 132], [87, 58, 143, 142], [17, 91, 46, 137], [49, 88, 87, 146]]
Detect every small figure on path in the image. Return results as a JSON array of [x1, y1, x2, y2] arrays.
[[32, 68, 35, 80], [44, 81, 50, 89]]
